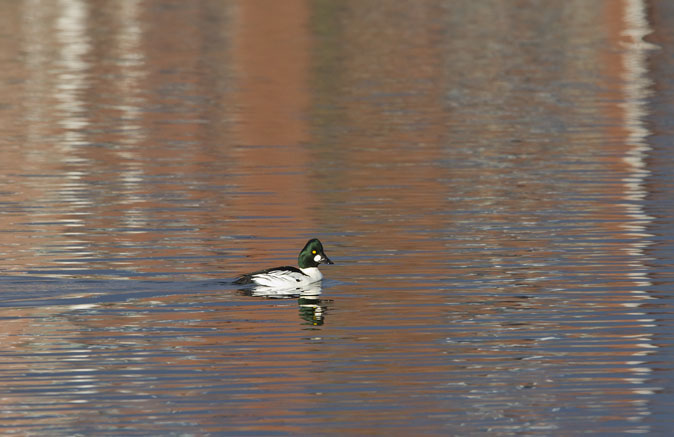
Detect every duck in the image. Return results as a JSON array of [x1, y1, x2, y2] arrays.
[[234, 238, 333, 288]]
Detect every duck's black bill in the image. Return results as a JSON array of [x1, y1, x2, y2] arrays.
[[323, 256, 334, 265]]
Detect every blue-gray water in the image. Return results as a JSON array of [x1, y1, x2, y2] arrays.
[[1, 1, 674, 435]]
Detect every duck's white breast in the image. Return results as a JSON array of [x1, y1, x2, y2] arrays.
[[300, 267, 323, 282]]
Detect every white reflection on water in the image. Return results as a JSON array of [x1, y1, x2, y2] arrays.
[[619, 0, 660, 427], [54, 0, 90, 140], [111, 0, 149, 234], [621, 0, 657, 262], [54, 0, 91, 262]]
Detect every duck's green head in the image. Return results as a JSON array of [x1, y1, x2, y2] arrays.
[[298, 238, 333, 269]]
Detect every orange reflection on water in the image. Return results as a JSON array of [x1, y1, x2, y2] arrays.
[[229, 0, 315, 251]]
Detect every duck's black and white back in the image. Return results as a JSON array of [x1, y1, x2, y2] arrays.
[[234, 239, 333, 288]]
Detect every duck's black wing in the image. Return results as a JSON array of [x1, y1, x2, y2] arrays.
[[233, 266, 303, 285]]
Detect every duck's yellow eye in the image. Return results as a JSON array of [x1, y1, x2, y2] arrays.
[[312, 250, 317, 254]]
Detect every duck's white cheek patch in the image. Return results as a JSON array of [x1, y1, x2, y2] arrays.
[[314, 254, 322, 262]]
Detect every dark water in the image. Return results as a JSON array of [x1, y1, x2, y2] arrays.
[[1, 0, 674, 435]]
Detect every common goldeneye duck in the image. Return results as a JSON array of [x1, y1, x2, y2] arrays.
[[234, 238, 334, 287]]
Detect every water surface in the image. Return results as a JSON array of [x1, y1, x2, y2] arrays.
[[1, 0, 674, 435]]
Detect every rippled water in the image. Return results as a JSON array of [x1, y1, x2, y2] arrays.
[[1, 0, 674, 435]]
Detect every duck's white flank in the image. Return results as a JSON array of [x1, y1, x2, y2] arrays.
[[252, 267, 323, 288]]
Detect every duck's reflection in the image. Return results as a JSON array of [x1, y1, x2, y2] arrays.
[[240, 283, 327, 325], [298, 292, 325, 326]]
